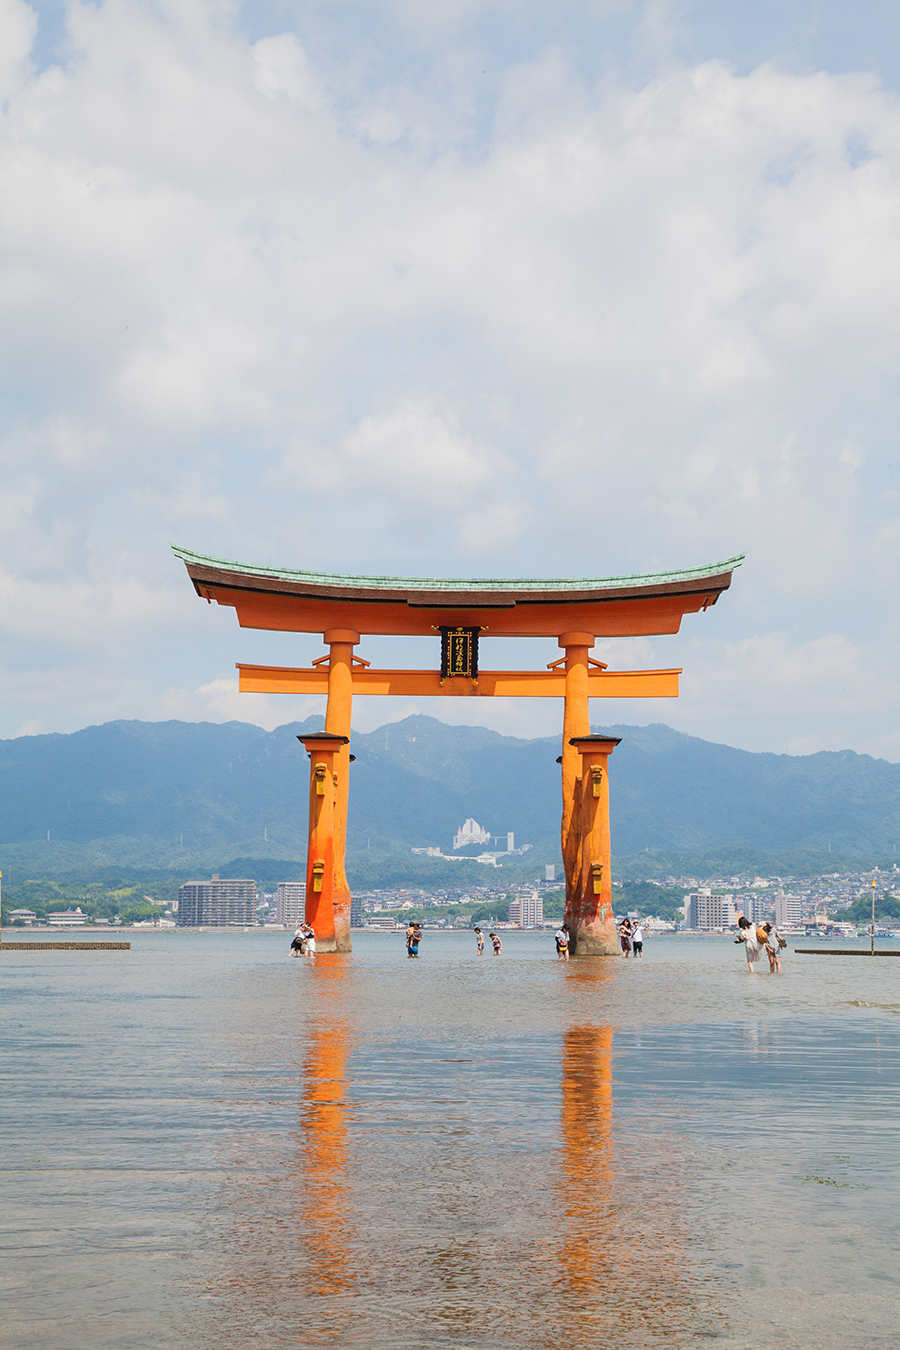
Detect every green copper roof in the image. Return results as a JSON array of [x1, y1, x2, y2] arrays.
[[172, 545, 744, 594]]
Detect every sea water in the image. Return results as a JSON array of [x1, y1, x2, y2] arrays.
[[1, 931, 898, 1348]]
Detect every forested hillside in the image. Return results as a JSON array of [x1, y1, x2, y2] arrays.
[[3, 716, 899, 880]]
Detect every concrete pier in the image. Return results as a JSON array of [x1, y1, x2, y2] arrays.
[[1, 941, 131, 950]]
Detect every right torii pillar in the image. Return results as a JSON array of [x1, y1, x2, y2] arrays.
[[559, 630, 621, 956]]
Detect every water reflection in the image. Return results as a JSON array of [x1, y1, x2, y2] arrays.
[[557, 962, 727, 1346], [297, 966, 351, 1305], [194, 950, 729, 1348], [193, 954, 357, 1348]]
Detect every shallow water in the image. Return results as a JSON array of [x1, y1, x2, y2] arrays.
[[2, 931, 898, 1348]]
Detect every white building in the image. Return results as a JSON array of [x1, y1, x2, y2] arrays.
[[682, 889, 738, 931], [454, 818, 491, 849], [508, 892, 544, 926], [177, 877, 257, 927], [276, 881, 307, 929], [47, 908, 87, 927], [776, 891, 803, 928], [739, 894, 772, 925]]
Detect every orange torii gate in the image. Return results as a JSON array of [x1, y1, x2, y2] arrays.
[[174, 548, 743, 955]]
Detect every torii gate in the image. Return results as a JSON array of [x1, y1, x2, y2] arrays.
[[174, 548, 743, 955]]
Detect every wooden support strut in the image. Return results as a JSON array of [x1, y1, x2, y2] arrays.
[[237, 664, 680, 699]]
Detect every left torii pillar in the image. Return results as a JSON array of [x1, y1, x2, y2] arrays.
[[298, 732, 351, 952], [298, 627, 358, 954]]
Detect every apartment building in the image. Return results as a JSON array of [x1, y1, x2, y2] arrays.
[[276, 881, 306, 929], [682, 889, 738, 931], [508, 891, 544, 926], [775, 891, 803, 928], [177, 875, 257, 927]]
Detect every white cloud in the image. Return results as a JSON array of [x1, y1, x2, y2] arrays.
[[0, 0, 35, 101], [160, 676, 325, 730], [1, 1, 900, 758], [11, 717, 45, 738], [251, 33, 320, 108]]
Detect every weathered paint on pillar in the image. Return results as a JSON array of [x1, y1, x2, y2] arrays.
[[565, 734, 621, 955], [323, 629, 359, 954], [558, 632, 594, 913], [298, 732, 349, 953]]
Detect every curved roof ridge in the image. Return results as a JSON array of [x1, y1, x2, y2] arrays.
[[171, 545, 744, 594]]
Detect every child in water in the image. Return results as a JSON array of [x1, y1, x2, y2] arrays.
[[490, 932, 502, 955]]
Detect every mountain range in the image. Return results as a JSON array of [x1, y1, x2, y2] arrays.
[[2, 715, 899, 884]]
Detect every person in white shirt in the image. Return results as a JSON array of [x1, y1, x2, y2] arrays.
[[735, 915, 766, 973], [631, 922, 644, 958], [554, 924, 570, 961]]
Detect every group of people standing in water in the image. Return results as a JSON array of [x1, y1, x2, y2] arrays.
[[617, 917, 644, 957], [289, 911, 784, 970], [472, 927, 502, 955], [289, 924, 316, 957], [736, 914, 784, 973]]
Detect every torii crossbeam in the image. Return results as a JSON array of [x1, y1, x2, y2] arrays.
[[174, 548, 743, 954]]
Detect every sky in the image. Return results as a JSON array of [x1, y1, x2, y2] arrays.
[[3, 0, 900, 757]]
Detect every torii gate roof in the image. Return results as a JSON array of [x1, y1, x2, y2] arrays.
[[172, 546, 744, 638]]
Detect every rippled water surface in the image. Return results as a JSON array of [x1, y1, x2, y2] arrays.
[[2, 931, 899, 1349]]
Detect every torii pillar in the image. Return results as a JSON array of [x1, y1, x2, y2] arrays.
[[322, 629, 358, 953], [559, 632, 594, 902], [298, 628, 360, 952], [566, 734, 622, 956], [298, 731, 350, 953]]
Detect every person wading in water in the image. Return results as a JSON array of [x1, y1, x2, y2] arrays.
[[735, 914, 766, 973]]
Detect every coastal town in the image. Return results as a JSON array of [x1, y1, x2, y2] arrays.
[[6, 865, 899, 938]]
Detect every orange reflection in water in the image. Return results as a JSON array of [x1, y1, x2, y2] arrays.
[[193, 953, 358, 1350], [195, 952, 729, 1349], [556, 960, 727, 1345], [297, 963, 351, 1303], [559, 958, 616, 1325]]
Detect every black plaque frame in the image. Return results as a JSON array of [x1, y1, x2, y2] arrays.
[[439, 626, 480, 682]]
